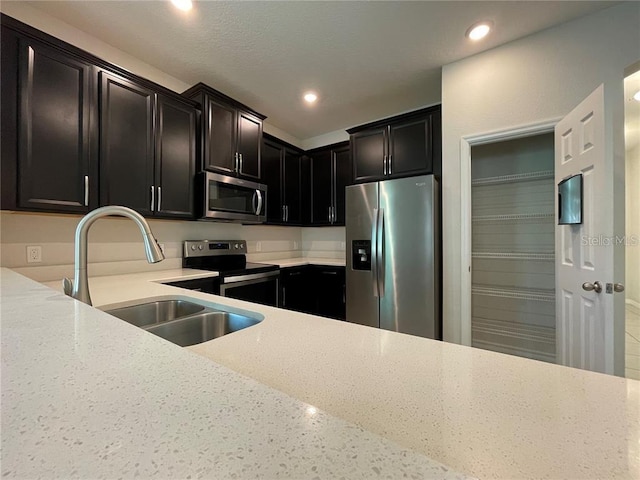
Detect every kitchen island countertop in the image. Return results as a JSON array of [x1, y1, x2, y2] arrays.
[[6, 267, 640, 479]]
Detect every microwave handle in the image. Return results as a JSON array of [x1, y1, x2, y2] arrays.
[[254, 189, 263, 215]]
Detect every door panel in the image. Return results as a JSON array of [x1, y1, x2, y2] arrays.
[[283, 149, 301, 224], [99, 71, 155, 215], [379, 175, 439, 339], [18, 39, 92, 212], [352, 128, 386, 182], [156, 95, 196, 218], [237, 111, 262, 180], [311, 149, 332, 225], [388, 116, 432, 177], [205, 98, 236, 174], [333, 146, 351, 226], [555, 84, 620, 375], [261, 140, 283, 223], [345, 183, 379, 328]]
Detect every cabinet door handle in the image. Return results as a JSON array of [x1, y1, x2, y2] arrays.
[[388, 154, 392, 175], [383, 155, 388, 175], [84, 175, 89, 207], [234, 152, 239, 172], [282, 286, 286, 307], [285, 205, 289, 222], [282, 205, 286, 222], [150, 185, 155, 212], [157, 186, 162, 212], [239, 153, 243, 173], [322, 271, 338, 275]]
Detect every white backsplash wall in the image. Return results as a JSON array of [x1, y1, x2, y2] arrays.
[[0, 212, 302, 282], [301, 227, 346, 259]]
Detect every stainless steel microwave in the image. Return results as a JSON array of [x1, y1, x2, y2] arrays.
[[197, 172, 267, 223]]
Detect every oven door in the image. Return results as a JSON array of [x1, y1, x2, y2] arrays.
[[220, 271, 279, 307], [200, 172, 267, 223]]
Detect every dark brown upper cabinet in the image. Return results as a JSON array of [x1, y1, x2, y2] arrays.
[[1, 29, 97, 213], [261, 135, 306, 225], [99, 71, 197, 219], [308, 142, 350, 226], [1, 15, 199, 219], [99, 71, 156, 215], [155, 95, 197, 218], [183, 83, 265, 181], [347, 106, 442, 183]]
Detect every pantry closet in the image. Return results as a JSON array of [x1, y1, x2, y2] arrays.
[[470, 133, 556, 363]]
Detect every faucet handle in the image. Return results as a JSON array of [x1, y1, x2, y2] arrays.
[[62, 277, 73, 297]]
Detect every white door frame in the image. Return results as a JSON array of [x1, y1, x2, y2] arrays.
[[459, 118, 562, 346]]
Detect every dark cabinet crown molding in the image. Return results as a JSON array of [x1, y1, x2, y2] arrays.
[[305, 140, 349, 155], [182, 82, 266, 120], [346, 104, 441, 134], [262, 132, 304, 154], [0, 13, 199, 109]]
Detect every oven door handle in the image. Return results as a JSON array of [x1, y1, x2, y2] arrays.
[[253, 189, 263, 216], [222, 270, 279, 284]]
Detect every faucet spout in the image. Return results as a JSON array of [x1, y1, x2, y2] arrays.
[[63, 206, 165, 306]]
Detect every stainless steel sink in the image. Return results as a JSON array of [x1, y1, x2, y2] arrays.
[[105, 299, 205, 327], [146, 312, 261, 347], [102, 297, 262, 346]]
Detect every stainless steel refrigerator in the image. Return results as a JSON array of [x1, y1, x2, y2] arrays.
[[346, 175, 440, 339]]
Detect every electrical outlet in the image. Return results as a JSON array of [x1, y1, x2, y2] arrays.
[[341, 241, 346, 250], [256, 241, 262, 252], [293, 241, 298, 250], [27, 245, 42, 263]]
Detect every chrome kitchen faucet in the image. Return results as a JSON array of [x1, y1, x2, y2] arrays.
[[63, 206, 165, 306]]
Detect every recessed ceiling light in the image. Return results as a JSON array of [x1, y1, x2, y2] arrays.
[[304, 92, 318, 104], [466, 21, 492, 41], [634, 90, 640, 102], [171, 0, 192, 12]]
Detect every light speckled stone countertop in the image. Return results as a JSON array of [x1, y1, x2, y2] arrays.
[[7, 267, 640, 479], [2, 268, 468, 479]]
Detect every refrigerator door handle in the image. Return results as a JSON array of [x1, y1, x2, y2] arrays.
[[377, 208, 385, 297], [371, 208, 380, 298]]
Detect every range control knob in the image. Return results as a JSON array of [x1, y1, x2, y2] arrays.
[[235, 243, 240, 249], [190, 245, 196, 251], [198, 245, 204, 250]]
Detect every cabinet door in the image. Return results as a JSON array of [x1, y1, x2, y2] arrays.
[[299, 155, 312, 225], [261, 139, 283, 224], [17, 38, 93, 213], [332, 146, 351, 226], [313, 267, 346, 320], [99, 71, 155, 215], [351, 127, 386, 183], [155, 95, 196, 218], [283, 149, 301, 224], [388, 115, 432, 177], [204, 97, 237, 175], [281, 267, 314, 313], [237, 111, 262, 180], [310, 149, 332, 225]]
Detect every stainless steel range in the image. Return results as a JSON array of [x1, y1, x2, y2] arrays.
[[183, 240, 280, 307]]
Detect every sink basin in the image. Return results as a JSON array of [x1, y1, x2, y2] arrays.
[[146, 312, 261, 347], [105, 299, 205, 327], [101, 297, 262, 346]]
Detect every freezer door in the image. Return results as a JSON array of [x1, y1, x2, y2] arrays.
[[346, 182, 379, 328], [379, 175, 440, 339]]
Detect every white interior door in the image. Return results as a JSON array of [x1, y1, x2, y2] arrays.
[[555, 84, 624, 375]]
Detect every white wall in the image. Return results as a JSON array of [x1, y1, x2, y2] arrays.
[[0, 212, 303, 282], [441, 3, 640, 343], [626, 144, 640, 308], [301, 227, 345, 259]]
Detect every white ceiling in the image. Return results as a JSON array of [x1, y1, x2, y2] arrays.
[[22, 0, 617, 141]]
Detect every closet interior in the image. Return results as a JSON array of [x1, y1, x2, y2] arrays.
[[471, 133, 556, 363]]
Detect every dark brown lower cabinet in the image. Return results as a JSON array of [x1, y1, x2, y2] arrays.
[[280, 265, 345, 320]]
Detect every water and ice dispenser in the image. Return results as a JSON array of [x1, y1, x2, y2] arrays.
[[351, 240, 371, 271]]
